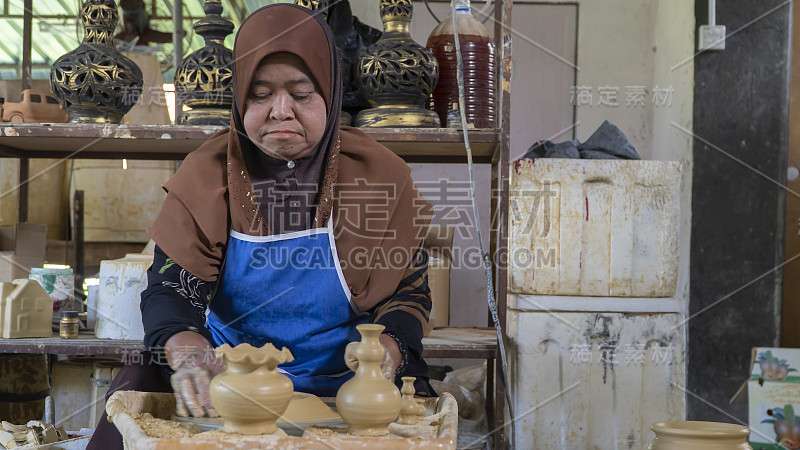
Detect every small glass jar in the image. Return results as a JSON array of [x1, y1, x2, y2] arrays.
[[446, 104, 462, 129], [59, 311, 80, 339]]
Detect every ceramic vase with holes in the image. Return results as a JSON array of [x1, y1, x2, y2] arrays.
[[354, 0, 440, 127], [173, 0, 234, 126], [336, 324, 402, 435], [209, 343, 294, 435], [50, 0, 143, 123], [649, 421, 752, 449]]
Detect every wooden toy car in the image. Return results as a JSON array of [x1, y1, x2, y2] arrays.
[[2, 89, 68, 123]]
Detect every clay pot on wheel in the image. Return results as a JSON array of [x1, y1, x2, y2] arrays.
[[649, 421, 752, 449], [209, 343, 294, 435], [336, 324, 402, 435]]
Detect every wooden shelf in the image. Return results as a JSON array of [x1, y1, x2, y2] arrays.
[[0, 332, 144, 356], [361, 128, 499, 163], [0, 327, 496, 358], [0, 123, 499, 164], [423, 327, 498, 358]]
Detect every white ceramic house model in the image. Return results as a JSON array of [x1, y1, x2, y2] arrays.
[[0, 279, 53, 338]]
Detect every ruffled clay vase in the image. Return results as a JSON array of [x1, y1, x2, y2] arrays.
[[336, 324, 402, 435], [209, 343, 294, 435], [649, 421, 752, 449]]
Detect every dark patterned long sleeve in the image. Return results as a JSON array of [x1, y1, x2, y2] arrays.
[[369, 244, 435, 395], [140, 245, 214, 354]]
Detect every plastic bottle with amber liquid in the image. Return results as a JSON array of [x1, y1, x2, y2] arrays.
[[426, 0, 496, 129]]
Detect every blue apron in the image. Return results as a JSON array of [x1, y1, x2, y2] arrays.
[[205, 218, 368, 396]]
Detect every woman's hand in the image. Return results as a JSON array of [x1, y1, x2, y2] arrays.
[[164, 331, 227, 417], [344, 334, 402, 380]]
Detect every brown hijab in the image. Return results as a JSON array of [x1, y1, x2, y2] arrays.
[[148, 4, 433, 312]]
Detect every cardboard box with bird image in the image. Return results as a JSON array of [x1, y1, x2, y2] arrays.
[[745, 348, 800, 449]]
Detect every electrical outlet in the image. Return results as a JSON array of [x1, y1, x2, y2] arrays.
[[698, 25, 726, 51]]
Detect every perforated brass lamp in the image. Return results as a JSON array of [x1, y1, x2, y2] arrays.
[[295, 0, 328, 18], [50, 0, 143, 123], [174, 0, 234, 126], [355, 0, 439, 127]]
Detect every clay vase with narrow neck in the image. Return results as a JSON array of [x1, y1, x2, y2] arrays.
[[397, 376, 419, 425], [649, 421, 752, 449], [209, 343, 294, 435], [336, 324, 402, 435]]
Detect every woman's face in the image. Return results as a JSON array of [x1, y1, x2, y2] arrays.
[[242, 53, 327, 161]]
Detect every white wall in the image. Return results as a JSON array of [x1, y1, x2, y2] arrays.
[[651, 0, 695, 304], [572, 0, 694, 302]]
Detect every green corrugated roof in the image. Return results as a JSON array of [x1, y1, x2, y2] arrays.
[[0, 0, 259, 80]]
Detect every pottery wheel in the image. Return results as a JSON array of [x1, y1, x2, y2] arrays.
[[173, 392, 343, 431]]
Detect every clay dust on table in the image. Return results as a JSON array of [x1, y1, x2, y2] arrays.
[[304, 425, 348, 438], [191, 428, 288, 440], [135, 413, 291, 441], [133, 413, 202, 438], [304, 420, 441, 440]]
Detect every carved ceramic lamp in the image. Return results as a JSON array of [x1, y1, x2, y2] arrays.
[[355, 0, 439, 127], [174, 0, 234, 126], [50, 0, 143, 123], [295, 0, 328, 17]]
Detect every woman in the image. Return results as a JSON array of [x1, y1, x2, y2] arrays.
[[88, 4, 433, 447]]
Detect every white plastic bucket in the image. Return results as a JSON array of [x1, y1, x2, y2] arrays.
[[29, 267, 75, 322]]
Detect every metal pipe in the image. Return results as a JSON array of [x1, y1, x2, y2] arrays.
[[173, 0, 183, 122], [74, 190, 85, 294], [18, 157, 29, 223], [709, 0, 716, 26], [21, 0, 32, 91]]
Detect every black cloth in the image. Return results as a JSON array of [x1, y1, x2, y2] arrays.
[[326, 0, 382, 116], [368, 243, 435, 395], [140, 245, 213, 359], [523, 120, 641, 160]]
